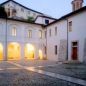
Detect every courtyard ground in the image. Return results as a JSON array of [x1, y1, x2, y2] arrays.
[[0, 61, 85, 86]]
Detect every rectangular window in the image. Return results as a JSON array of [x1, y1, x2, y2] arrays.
[[45, 46, 46, 54], [28, 11, 30, 15], [11, 27, 16, 36], [28, 30, 32, 38], [33, 13, 36, 16], [55, 26, 57, 36], [55, 45, 57, 55], [45, 19, 49, 25], [39, 30, 42, 39], [72, 42, 78, 47], [69, 21, 72, 32], [21, 8, 24, 12], [49, 29, 51, 37]]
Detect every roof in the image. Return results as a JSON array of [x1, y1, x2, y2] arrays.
[[0, 17, 44, 26], [0, 0, 44, 15], [45, 6, 86, 27], [34, 15, 57, 22]]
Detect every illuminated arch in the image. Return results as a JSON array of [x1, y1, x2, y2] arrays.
[[0, 43, 3, 60], [39, 49, 43, 60], [7, 42, 20, 60], [25, 44, 34, 60]]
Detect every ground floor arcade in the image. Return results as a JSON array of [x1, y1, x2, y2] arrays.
[[0, 42, 45, 61]]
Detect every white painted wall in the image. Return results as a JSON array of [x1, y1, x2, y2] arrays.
[[2, 1, 55, 25], [0, 7, 86, 62], [0, 19, 46, 60], [46, 20, 67, 61], [68, 11, 86, 62], [3, 1, 42, 19], [46, 10, 86, 62], [35, 16, 55, 25]]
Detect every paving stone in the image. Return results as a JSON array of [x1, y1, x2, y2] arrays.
[[0, 68, 83, 86], [0, 61, 85, 86], [36, 63, 86, 80]]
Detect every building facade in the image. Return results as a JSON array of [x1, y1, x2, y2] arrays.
[[0, 0, 86, 62], [0, 0, 55, 24]]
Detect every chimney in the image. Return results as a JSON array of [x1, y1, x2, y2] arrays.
[[72, 0, 83, 11]]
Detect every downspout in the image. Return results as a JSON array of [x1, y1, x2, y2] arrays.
[[5, 18, 7, 61], [66, 18, 69, 61], [46, 26, 47, 60]]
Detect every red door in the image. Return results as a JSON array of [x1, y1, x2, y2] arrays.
[[72, 47, 78, 60]]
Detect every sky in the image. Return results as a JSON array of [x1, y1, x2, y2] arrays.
[[0, 0, 86, 19]]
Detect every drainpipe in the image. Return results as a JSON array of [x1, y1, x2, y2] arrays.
[[42, 25, 47, 60], [46, 27, 47, 60], [66, 18, 69, 61], [5, 18, 7, 61]]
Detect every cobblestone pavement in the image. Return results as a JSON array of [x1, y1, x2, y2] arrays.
[[36, 63, 86, 80], [12, 60, 57, 67], [0, 61, 83, 86]]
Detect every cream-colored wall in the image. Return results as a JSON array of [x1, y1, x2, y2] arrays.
[[3, 1, 42, 19], [46, 11, 86, 62], [0, 19, 46, 60], [68, 11, 86, 62], [35, 16, 55, 25], [46, 20, 67, 61]]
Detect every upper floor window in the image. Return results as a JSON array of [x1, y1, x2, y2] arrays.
[[76, 2, 79, 9], [28, 11, 30, 15], [55, 26, 57, 36], [45, 46, 46, 54], [7, 8, 10, 17], [11, 27, 16, 36], [33, 13, 36, 17], [55, 45, 57, 55], [28, 30, 32, 38], [12, 9, 17, 17], [45, 19, 49, 25], [69, 21, 72, 32], [49, 29, 51, 37], [21, 8, 24, 12], [39, 30, 42, 39]]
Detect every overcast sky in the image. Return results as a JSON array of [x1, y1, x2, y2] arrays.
[[0, 0, 86, 18]]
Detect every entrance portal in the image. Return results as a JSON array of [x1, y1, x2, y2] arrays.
[[8, 42, 20, 60], [25, 44, 34, 60], [72, 42, 78, 60]]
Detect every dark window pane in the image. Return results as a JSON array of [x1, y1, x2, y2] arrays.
[[45, 20, 49, 24], [72, 42, 78, 46], [55, 45, 57, 55]]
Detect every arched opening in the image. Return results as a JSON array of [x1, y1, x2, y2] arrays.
[[8, 42, 20, 60], [0, 43, 3, 60], [25, 44, 34, 60], [39, 49, 43, 60]]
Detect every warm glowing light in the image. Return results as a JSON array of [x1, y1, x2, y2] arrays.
[[25, 44, 34, 60], [0, 43, 3, 60], [8, 42, 20, 60], [39, 50, 43, 60]]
